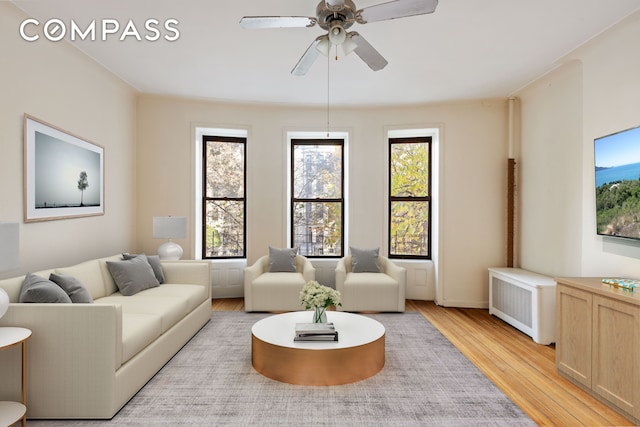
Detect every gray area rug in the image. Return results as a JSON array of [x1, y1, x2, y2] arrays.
[[31, 311, 535, 426]]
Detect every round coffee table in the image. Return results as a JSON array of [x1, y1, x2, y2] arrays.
[[251, 311, 385, 386]]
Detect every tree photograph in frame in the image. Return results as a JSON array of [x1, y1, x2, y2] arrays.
[[24, 114, 104, 222]]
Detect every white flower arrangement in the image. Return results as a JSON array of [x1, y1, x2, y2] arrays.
[[299, 280, 342, 310]]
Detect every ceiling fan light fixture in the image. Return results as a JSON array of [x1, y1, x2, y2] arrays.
[[342, 34, 358, 56], [325, 0, 346, 12], [328, 22, 347, 45], [342, 36, 358, 56], [315, 36, 331, 56]]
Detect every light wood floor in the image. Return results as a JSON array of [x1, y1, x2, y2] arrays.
[[212, 298, 635, 426]]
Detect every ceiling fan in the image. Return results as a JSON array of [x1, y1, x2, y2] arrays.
[[239, 0, 438, 76]]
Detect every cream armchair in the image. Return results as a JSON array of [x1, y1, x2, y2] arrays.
[[335, 255, 406, 312], [244, 253, 315, 312]]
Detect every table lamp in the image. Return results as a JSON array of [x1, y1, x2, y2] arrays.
[[153, 216, 187, 260]]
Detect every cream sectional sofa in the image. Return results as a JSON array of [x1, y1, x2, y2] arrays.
[[0, 254, 211, 419]]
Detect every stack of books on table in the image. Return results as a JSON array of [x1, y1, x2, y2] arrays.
[[294, 322, 339, 342]]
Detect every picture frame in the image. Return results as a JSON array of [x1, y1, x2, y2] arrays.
[[24, 114, 104, 222]]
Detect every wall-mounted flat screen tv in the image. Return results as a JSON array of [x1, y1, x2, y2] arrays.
[[595, 125, 640, 240]]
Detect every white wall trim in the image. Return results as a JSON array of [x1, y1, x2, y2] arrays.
[[285, 129, 350, 253], [192, 123, 250, 260], [384, 124, 443, 302]]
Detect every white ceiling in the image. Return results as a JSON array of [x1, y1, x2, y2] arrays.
[[13, 0, 640, 107]]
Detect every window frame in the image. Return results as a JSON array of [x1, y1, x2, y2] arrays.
[[201, 135, 247, 259], [388, 136, 432, 260], [290, 138, 345, 258]]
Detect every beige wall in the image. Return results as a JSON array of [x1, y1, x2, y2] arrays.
[[136, 96, 508, 307], [517, 61, 584, 276], [517, 11, 640, 277], [0, 3, 137, 279], [0, 5, 637, 306], [1, 1, 511, 307]]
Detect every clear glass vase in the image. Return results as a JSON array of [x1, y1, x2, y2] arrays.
[[313, 306, 327, 323]]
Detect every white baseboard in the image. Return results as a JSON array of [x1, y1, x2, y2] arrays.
[[211, 285, 243, 299], [436, 299, 489, 309]]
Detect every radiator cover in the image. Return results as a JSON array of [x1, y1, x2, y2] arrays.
[[488, 268, 556, 345]]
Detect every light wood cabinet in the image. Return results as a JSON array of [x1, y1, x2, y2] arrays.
[[556, 277, 640, 423], [556, 284, 592, 387]]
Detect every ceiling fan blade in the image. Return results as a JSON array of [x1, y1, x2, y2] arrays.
[[350, 32, 388, 71], [239, 16, 316, 29], [357, 0, 438, 23], [291, 36, 325, 76]]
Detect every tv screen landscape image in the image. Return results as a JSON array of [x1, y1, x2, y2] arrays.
[[595, 125, 640, 240]]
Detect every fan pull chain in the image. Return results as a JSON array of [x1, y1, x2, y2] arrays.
[[326, 46, 330, 138]]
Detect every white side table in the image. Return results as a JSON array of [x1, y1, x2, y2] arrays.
[[0, 327, 31, 427]]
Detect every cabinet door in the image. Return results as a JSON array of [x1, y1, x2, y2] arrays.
[[556, 284, 592, 388], [593, 295, 640, 417]]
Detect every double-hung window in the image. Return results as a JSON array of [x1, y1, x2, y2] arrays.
[[202, 135, 246, 259], [389, 137, 431, 259], [291, 139, 344, 257]]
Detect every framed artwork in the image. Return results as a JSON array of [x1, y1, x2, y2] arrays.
[[24, 114, 104, 222]]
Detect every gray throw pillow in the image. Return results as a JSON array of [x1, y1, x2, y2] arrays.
[[268, 246, 298, 272], [350, 247, 381, 273], [49, 273, 94, 303], [19, 273, 72, 303], [107, 254, 160, 296], [122, 253, 165, 284]]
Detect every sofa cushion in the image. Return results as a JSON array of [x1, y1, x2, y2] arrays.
[[106, 255, 160, 296], [49, 273, 94, 303], [56, 260, 107, 300], [250, 272, 307, 311], [252, 271, 306, 287], [268, 246, 298, 272], [119, 313, 163, 364], [342, 272, 400, 312], [0, 275, 31, 302], [122, 253, 165, 284], [344, 272, 398, 287], [141, 284, 208, 313], [350, 247, 381, 273], [98, 255, 123, 296], [19, 273, 72, 303], [98, 293, 190, 334]]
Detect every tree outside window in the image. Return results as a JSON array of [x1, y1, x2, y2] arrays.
[[291, 140, 344, 257], [389, 137, 431, 259], [202, 136, 246, 258]]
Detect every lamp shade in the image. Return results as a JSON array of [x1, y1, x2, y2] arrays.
[[153, 216, 187, 260], [328, 23, 347, 45], [153, 216, 187, 239], [0, 222, 19, 272]]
